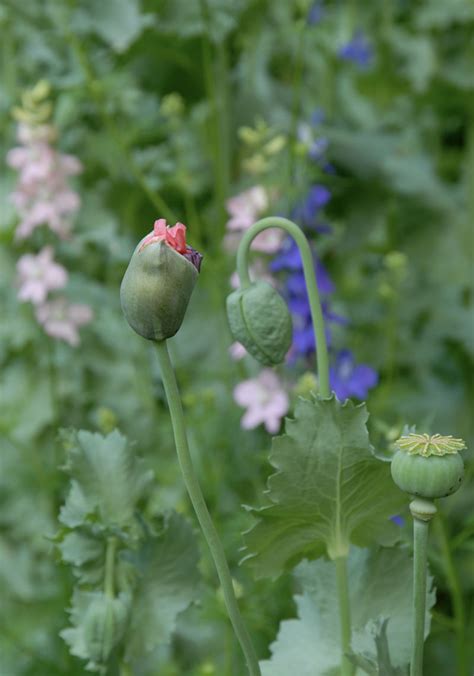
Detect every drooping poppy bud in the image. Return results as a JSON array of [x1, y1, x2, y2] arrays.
[[121, 219, 202, 341], [226, 281, 292, 365]]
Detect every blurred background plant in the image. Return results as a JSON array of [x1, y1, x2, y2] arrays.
[[0, 1, 473, 674]]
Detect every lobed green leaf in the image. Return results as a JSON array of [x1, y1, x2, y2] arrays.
[[243, 395, 405, 577], [260, 546, 435, 675]]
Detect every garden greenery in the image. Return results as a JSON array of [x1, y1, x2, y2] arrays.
[[1, 1, 473, 675]]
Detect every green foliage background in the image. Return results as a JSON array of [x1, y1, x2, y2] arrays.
[[0, 1, 473, 674]]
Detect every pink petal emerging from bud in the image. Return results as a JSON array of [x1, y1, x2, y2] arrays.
[[138, 219, 202, 270]]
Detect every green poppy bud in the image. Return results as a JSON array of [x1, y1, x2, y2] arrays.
[[83, 593, 130, 666], [226, 281, 292, 365], [391, 433, 465, 500], [121, 220, 202, 342]]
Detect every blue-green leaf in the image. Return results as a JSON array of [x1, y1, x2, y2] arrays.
[[243, 396, 405, 578], [260, 547, 435, 675], [60, 429, 153, 529]]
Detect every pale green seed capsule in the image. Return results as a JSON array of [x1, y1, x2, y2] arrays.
[[390, 433, 465, 500], [226, 281, 292, 366]]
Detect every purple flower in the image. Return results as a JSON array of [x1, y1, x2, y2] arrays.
[[306, 184, 331, 211], [293, 323, 318, 356], [272, 253, 334, 297], [338, 31, 373, 69], [16, 246, 68, 305], [322, 302, 349, 326], [390, 515, 405, 527], [270, 238, 303, 272], [233, 369, 289, 433], [308, 138, 329, 162], [293, 184, 331, 228], [330, 349, 378, 400], [307, 1, 324, 25]]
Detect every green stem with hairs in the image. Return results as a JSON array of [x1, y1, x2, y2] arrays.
[[155, 340, 261, 676], [334, 556, 353, 676], [236, 217, 349, 675], [409, 498, 437, 676], [104, 536, 117, 599], [236, 216, 330, 397]]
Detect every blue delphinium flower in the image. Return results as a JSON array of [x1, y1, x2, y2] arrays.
[[307, 1, 324, 25], [390, 515, 405, 527], [270, 241, 334, 293], [293, 184, 331, 230], [271, 238, 345, 358], [330, 349, 378, 400], [338, 31, 373, 69]]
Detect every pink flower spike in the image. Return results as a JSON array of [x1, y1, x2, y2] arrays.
[[8, 121, 82, 240], [233, 369, 289, 433], [35, 297, 93, 346], [16, 246, 68, 305], [226, 186, 268, 232]]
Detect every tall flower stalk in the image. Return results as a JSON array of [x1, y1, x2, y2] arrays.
[[231, 216, 354, 675], [155, 341, 260, 676], [391, 433, 466, 676], [120, 219, 261, 676]]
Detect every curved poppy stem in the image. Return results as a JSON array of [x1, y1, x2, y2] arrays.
[[236, 216, 330, 397], [155, 340, 261, 676]]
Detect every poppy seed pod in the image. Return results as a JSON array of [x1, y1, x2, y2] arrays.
[[390, 433, 465, 500], [227, 281, 292, 365], [120, 220, 202, 341]]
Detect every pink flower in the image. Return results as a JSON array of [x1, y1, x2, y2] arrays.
[[233, 369, 289, 433], [225, 186, 283, 254], [7, 122, 82, 240], [230, 260, 277, 290], [229, 342, 247, 360], [139, 218, 188, 253], [226, 186, 268, 231], [16, 246, 68, 305], [35, 298, 93, 346]]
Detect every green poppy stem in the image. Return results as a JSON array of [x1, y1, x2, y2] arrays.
[[334, 555, 354, 676], [409, 498, 437, 676], [236, 216, 330, 397], [155, 340, 261, 676]]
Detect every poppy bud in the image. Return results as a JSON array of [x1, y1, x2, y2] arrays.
[[226, 281, 292, 365], [83, 593, 130, 666], [121, 219, 202, 341]]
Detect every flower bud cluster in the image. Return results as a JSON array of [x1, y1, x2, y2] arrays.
[[7, 81, 92, 346]]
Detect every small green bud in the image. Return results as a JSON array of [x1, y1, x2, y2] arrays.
[[226, 281, 292, 366], [391, 433, 465, 499], [83, 593, 130, 666], [120, 220, 202, 342]]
